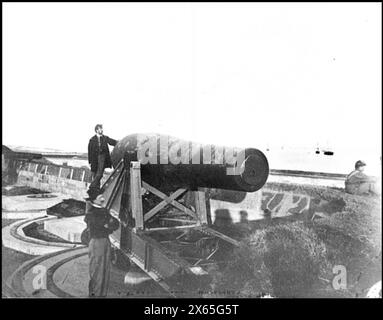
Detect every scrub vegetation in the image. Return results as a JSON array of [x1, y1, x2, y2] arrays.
[[208, 184, 381, 298]]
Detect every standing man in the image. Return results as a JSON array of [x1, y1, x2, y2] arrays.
[[88, 124, 118, 190], [84, 188, 120, 297], [345, 160, 379, 195]]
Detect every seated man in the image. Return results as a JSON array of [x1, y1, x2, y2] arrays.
[[345, 160, 379, 195]]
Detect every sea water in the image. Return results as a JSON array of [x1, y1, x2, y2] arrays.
[[265, 146, 381, 178]]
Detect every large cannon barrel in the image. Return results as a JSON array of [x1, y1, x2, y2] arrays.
[[111, 134, 269, 192]]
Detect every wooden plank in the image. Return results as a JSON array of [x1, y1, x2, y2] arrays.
[[101, 160, 124, 190], [104, 168, 125, 210], [159, 217, 195, 223], [200, 227, 241, 247], [143, 188, 188, 222], [105, 171, 123, 208], [165, 198, 197, 219], [143, 182, 186, 203], [130, 162, 144, 230], [144, 224, 198, 232], [142, 182, 197, 219], [195, 189, 208, 225]]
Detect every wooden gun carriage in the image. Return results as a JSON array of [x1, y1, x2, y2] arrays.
[[101, 134, 269, 297]]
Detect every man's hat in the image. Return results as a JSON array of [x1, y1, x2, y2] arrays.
[[355, 160, 366, 168], [86, 187, 106, 208], [86, 187, 101, 201]]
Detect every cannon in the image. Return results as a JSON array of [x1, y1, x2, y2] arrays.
[[101, 134, 269, 297], [111, 133, 269, 192]]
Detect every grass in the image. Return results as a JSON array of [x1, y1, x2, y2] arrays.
[[207, 183, 381, 298]]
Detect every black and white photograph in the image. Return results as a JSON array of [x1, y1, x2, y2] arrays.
[[2, 2, 382, 302]]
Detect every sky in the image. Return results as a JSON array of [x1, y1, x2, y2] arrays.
[[2, 3, 382, 155]]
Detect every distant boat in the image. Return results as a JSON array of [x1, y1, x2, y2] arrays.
[[323, 150, 334, 156], [314, 146, 334, 156], [322, 140, 334, 156]]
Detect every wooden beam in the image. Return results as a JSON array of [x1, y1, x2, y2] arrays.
[[200, 227, 241, 247], [195, 189, 208, 225], [105, 167, 125, 210], [102, 160, 124, 189], [143, 188, 188, 222], [143, 224, 198, 232], [130, 162, 144, 230], [142, 182, 197, 220], [159, 217, 195, 224]]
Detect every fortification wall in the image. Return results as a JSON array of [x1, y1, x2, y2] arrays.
[[12, 159, 109, 201]]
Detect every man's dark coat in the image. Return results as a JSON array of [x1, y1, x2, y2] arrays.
[[88, 135, 117, 172]]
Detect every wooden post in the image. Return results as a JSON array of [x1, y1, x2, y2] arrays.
[[130, 161, 144, 231], [195, 188, 208, 225]]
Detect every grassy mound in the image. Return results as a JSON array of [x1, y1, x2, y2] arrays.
[[209, 184, 381, 298], [209, 221, 331, 297]]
